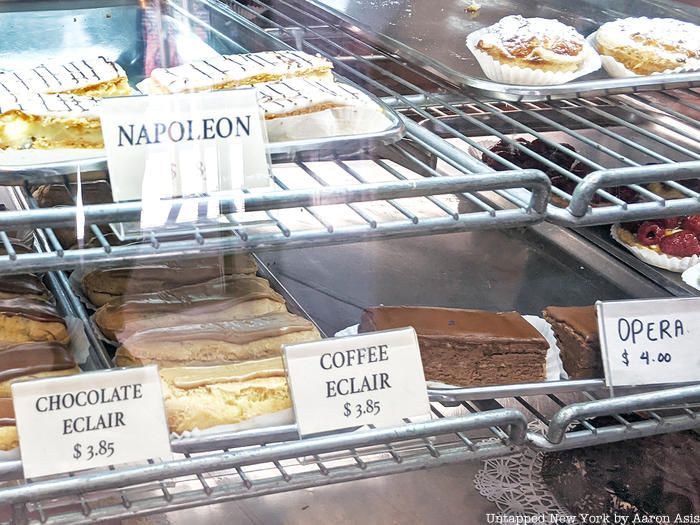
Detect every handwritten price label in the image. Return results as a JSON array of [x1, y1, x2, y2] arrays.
[[597, 298, 700, 387]]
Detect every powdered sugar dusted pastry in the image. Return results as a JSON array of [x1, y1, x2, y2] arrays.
[[0, 56, 130, 98], [257, 77, 374, 119], [595, 18, 700, 75], [138, 50, 333, 94], [476, 15, 586, 73], [0, 92, 102, 149]]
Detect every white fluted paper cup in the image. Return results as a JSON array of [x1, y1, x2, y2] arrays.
[[588, 31, 700, 78], [681, 263, 700, 291], [611, 224, 700, 272], [466, 28, 601, 86]]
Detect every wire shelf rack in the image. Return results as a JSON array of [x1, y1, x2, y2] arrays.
[[431, 381, 700, 452], [0, 161, 549, 275], [232, 0, 700, 226], [0, 409, 527, 524]]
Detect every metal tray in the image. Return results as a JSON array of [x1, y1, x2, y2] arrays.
[[301, 0, 700, 101], [0, 0, 404, 182]]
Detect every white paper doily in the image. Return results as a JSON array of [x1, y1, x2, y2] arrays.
[[474, 422, 576, 519]]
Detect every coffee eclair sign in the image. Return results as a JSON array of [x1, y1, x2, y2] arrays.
[[284, 327, 430, 436]]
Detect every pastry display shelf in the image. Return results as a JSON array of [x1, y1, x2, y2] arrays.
[[431, 381, 700, 452], [0, 409, 528, 525], [230, 0, 700, 227], [0, 156, 550, 275]]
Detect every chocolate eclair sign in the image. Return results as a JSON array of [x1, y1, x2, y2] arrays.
[[99, 88, 270, 203], [12, 366, 171, 478], [597, 297, 700, 388], [283, 327, 431, 436]]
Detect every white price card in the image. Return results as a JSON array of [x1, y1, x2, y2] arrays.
[[597, 297, 700, 387], [99, 88, 270, 202], [12, 366, 172, 479], [283, 327, 431, 436]]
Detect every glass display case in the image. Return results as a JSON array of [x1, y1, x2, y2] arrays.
[[0, 0, 698, 523]]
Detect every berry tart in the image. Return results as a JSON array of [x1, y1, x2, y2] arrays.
[[612, 216, 700, 272]]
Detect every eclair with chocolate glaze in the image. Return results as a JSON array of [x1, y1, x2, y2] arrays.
[[115, 311, 321, 367], [95, 275, 287, 341], [0, 298, 69, 345], [0, 341, 77, 391], [0, 398, 17, 451], [0, 343, 79, 450], [81, 254, 258, 306], [0, 275, 51, 302]]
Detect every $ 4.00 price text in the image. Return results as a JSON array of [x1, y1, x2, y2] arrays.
[[344, 399, 381, 419], [621, 349, 672, 367], [73, 440, 115, 461]]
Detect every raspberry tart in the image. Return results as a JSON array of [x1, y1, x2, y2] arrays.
[[612, 217, 700, 272]]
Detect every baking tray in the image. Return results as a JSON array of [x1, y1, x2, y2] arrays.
[[302, 0, 700, 101], [0, 0, 404, 183]]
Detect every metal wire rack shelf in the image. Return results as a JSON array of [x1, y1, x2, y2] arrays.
[[228, 0, 700, 226], [0, 410, 527, 524], [0, 162, 550, 275], [430, 381, 700, 452]]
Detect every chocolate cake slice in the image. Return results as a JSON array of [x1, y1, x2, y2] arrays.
[[359, 306, 549, 386], [542, 305, 602, 379]]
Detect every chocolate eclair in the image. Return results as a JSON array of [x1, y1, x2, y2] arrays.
[[32, 180, 114, 208], [0, 343, 79, 450], [95, 275, 287, 341], [0, 275, 51, 301], [0, 397, 17, 451], [359, 306, 549, 386], [116, 311, 321, 367], [31, 181, 115, 248], [0, 341, 76, 387], [82, 254, 258, 306], [0, 297, 69, 345]]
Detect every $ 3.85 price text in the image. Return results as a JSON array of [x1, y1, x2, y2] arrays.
[[343, 399, 381, 419], [73, 440, 115, 461], [621, 349, 672, 367]]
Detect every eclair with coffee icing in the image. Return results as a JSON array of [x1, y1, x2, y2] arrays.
[[160, 357, 290, 433]]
